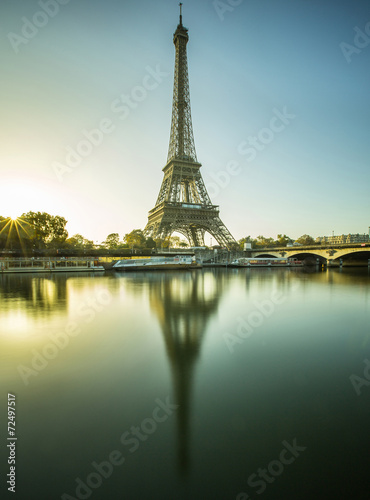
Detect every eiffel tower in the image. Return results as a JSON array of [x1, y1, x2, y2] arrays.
[[144, 5, 236, 248]]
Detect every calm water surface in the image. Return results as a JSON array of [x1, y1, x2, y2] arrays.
[[1, 268, 370, 500]]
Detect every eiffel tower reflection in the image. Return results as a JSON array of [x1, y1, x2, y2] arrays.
[[148, 270, 228, 474]]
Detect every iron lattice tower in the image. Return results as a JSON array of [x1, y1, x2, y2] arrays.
[[144, 5, 236, 248]]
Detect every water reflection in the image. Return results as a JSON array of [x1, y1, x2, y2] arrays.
[[148, 270, 229, 474], [0, 274, 67, 311], [0, 273, 106, 337], [238, 266, 370, 293], [1, 267, 370, 498]]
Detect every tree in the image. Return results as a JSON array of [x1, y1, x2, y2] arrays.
[[0, 217, 12, 247], [275, 234, 293, 247], [155, 237, 170, 249], [64, 234, 94, 250], [255, 235, 276, 248], [102, 233, 120, 250], [82, 239, 95, 250], [0, 216, 33, 250], [145, 237, 156, 249], [238, 236, 255, 249], [124, 229, 146, 248], [65, 234, 85, 248], [21, 211, 68, 248], [238, 237, 246, 250], [169, 236, 181, 248], [295, 234, 315, 246]]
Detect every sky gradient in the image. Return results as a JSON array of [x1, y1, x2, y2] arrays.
[[1, 0, 369, 244]]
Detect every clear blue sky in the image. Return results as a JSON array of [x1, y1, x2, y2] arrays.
[[1, 0, 369, 243]]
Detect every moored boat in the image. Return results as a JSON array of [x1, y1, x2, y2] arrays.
[[0, 257, 105, 273], [112, 255, 197, 271], [230, 257, 303, 268]]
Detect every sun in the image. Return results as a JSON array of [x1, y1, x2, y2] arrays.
[[2, 177, 62, 222], [0, 215, 34, 256], [8, 212, 20, 221]]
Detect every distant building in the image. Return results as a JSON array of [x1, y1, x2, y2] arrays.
[[316, 234, 370, 245]]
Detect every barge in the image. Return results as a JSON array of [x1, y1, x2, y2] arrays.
[[0, 257, 105, 274], [230, 257, 303, 268], [112, 255, 197, 271]]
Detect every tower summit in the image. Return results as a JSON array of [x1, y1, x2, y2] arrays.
[[179, 2, 183, 26], [167, 3, 197, 163], [144, 7, 236, 248]]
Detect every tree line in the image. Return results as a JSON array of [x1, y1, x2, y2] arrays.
[[0, 212, 189, 254], [239, 234, 316, 249], [0, 212, 316, 254]]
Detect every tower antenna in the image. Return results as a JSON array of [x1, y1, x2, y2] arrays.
[[179, 3, 183, 25]]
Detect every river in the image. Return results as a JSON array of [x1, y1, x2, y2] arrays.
[[1, 267, 369, 499]]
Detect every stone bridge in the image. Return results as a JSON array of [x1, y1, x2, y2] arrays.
[[251, 243, 370, 263]]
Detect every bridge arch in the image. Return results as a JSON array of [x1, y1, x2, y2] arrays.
[[331, 249, 370, 264], [253, 252, 281, 258], [285, 252, 326, 264], [252, 251, 325, 263]]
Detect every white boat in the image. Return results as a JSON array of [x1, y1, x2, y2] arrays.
[[0, 257, 105, 274], [230, 257, 303, 268], [112, 255, 196, 271]]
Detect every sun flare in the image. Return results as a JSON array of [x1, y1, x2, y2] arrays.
[[1, 177, 63, 222]]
